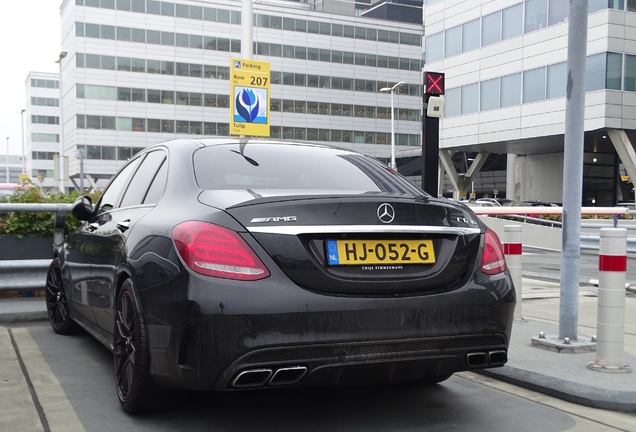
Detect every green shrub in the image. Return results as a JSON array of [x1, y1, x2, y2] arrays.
[[0, 181, 102, 237]]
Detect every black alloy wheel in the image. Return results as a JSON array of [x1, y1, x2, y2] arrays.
[[114, 279, 163, 413], [45, 259, 77, 335]]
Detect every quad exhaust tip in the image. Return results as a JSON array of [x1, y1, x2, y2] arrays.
[[232, 369, 273, 388], [466, 350, 508, 368], [231, 352, 508, 388], [270, 366, 308, 386], [488, 350, 507, 366], [232, 366, 307, 388]]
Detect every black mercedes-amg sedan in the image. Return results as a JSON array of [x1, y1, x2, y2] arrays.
[[45, 138, 515, 413]]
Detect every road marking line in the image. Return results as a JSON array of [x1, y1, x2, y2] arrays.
[[11, 328, 85, 432], [0, 326, 44, 432]]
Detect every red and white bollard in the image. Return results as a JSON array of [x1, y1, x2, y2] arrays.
[[587, 228, 632, 373], [503, 225, 523, 322]]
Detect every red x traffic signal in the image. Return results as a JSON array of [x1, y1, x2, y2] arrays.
[[425, 72, 445, 95]]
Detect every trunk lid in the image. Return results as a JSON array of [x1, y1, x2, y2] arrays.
[[201, 192, 483, 296]]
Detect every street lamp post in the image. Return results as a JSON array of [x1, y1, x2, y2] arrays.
[[5, 137, 10, 183], [20, 109, 26, 176], [379, 81, 406, 171], [56, 51, 67, 193]]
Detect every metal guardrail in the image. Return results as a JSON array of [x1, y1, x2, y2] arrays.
[[472, 205, 636, 253], [469, 206, 627, 216], [0, 203, 633, 292], [581, 233, 636, 253], [0, 203, 72, 292], [1, 260, 52, 291]]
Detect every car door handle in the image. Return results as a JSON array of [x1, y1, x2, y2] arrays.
[[117, 220, 131, 232]]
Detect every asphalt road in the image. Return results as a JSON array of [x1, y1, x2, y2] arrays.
[[3, 324, 635, 432]]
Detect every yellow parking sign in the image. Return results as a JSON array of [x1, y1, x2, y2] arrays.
[[230, 58, 270, 137]]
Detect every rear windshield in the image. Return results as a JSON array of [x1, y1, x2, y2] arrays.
[[194, 143, 425, 195]]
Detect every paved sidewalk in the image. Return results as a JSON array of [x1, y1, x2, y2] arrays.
[[1, 277, 635, 412], [481, 278, 636, 411]]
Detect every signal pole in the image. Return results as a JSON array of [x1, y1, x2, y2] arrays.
[[422, 72, 445, 195]]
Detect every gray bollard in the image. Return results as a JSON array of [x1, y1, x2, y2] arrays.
[[587, 228, 632, 373], [504, 225, 524, 322]]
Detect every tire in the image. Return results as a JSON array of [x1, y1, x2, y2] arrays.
[[114, 279, 166, 414], [45, 259, 78, 335]]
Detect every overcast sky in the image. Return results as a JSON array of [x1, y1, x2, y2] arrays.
[[0, 0, 61, 156]]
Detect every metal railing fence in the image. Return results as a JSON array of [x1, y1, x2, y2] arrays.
[[0, 203, 632, 292], [0, 203, 72, 293]]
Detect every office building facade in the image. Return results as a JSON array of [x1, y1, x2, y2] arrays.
[[25, 72, 61, 189], [423, 0, 636, 205], [51, 0, 423, 189]]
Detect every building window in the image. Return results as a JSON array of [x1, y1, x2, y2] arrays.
[[480, 78, 500, 111], [117, 57, 131, 71], [445, 26, 462, 57], [589, 0, 625, 13], [426, 32, 443, 63], [482, 11, 501, 46], [444, 88, 461, 117], [461, 83, 479, 114], [523, 67, 546, 103], [548, 0, 569, 25], [502, 3, 523, 40], [624, 54, 636, 91], [586, 52, 607, 91], [524, 0, 548, 33], [501, 73, 521, 107], [118, 87, 131, 101], [161, 120, 174, 133], [607, 52, 623, 90], [31, 133, 59, 143], [462, 19, 480, 52], [547, 62, 567, 98]]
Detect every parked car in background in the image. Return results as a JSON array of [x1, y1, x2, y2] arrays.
[[475, 198, 501, 206], [522, 201, 561, 207], [46, 138, 516, 413]]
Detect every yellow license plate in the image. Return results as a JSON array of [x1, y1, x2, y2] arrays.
[[326, 239, 435, 265]]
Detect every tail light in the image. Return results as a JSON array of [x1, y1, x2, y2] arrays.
[[480, 228, 507, 275], [172, 221, 270, 281]]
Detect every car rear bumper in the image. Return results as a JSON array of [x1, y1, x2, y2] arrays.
[[139, 272, 515, 390]]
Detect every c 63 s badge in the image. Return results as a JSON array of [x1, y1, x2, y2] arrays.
[[250, 216, 298, 223], [456, 217, 478, 226]]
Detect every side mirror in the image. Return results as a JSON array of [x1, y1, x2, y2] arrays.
[[71, 196, 94, 221]]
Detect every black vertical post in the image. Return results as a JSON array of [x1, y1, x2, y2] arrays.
[[422, 71, 444, 195], [422, 93, 440, 195]]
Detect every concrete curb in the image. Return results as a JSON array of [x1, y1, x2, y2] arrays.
[[478, 366, 636, 412], [0, 298, 48, 325], [0, 311, 48, 325]]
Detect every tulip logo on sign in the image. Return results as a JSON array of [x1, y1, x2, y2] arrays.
[[234, 88, 267, 124]]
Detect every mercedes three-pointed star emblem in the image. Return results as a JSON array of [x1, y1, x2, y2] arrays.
[[377, 203, 395, 224]]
